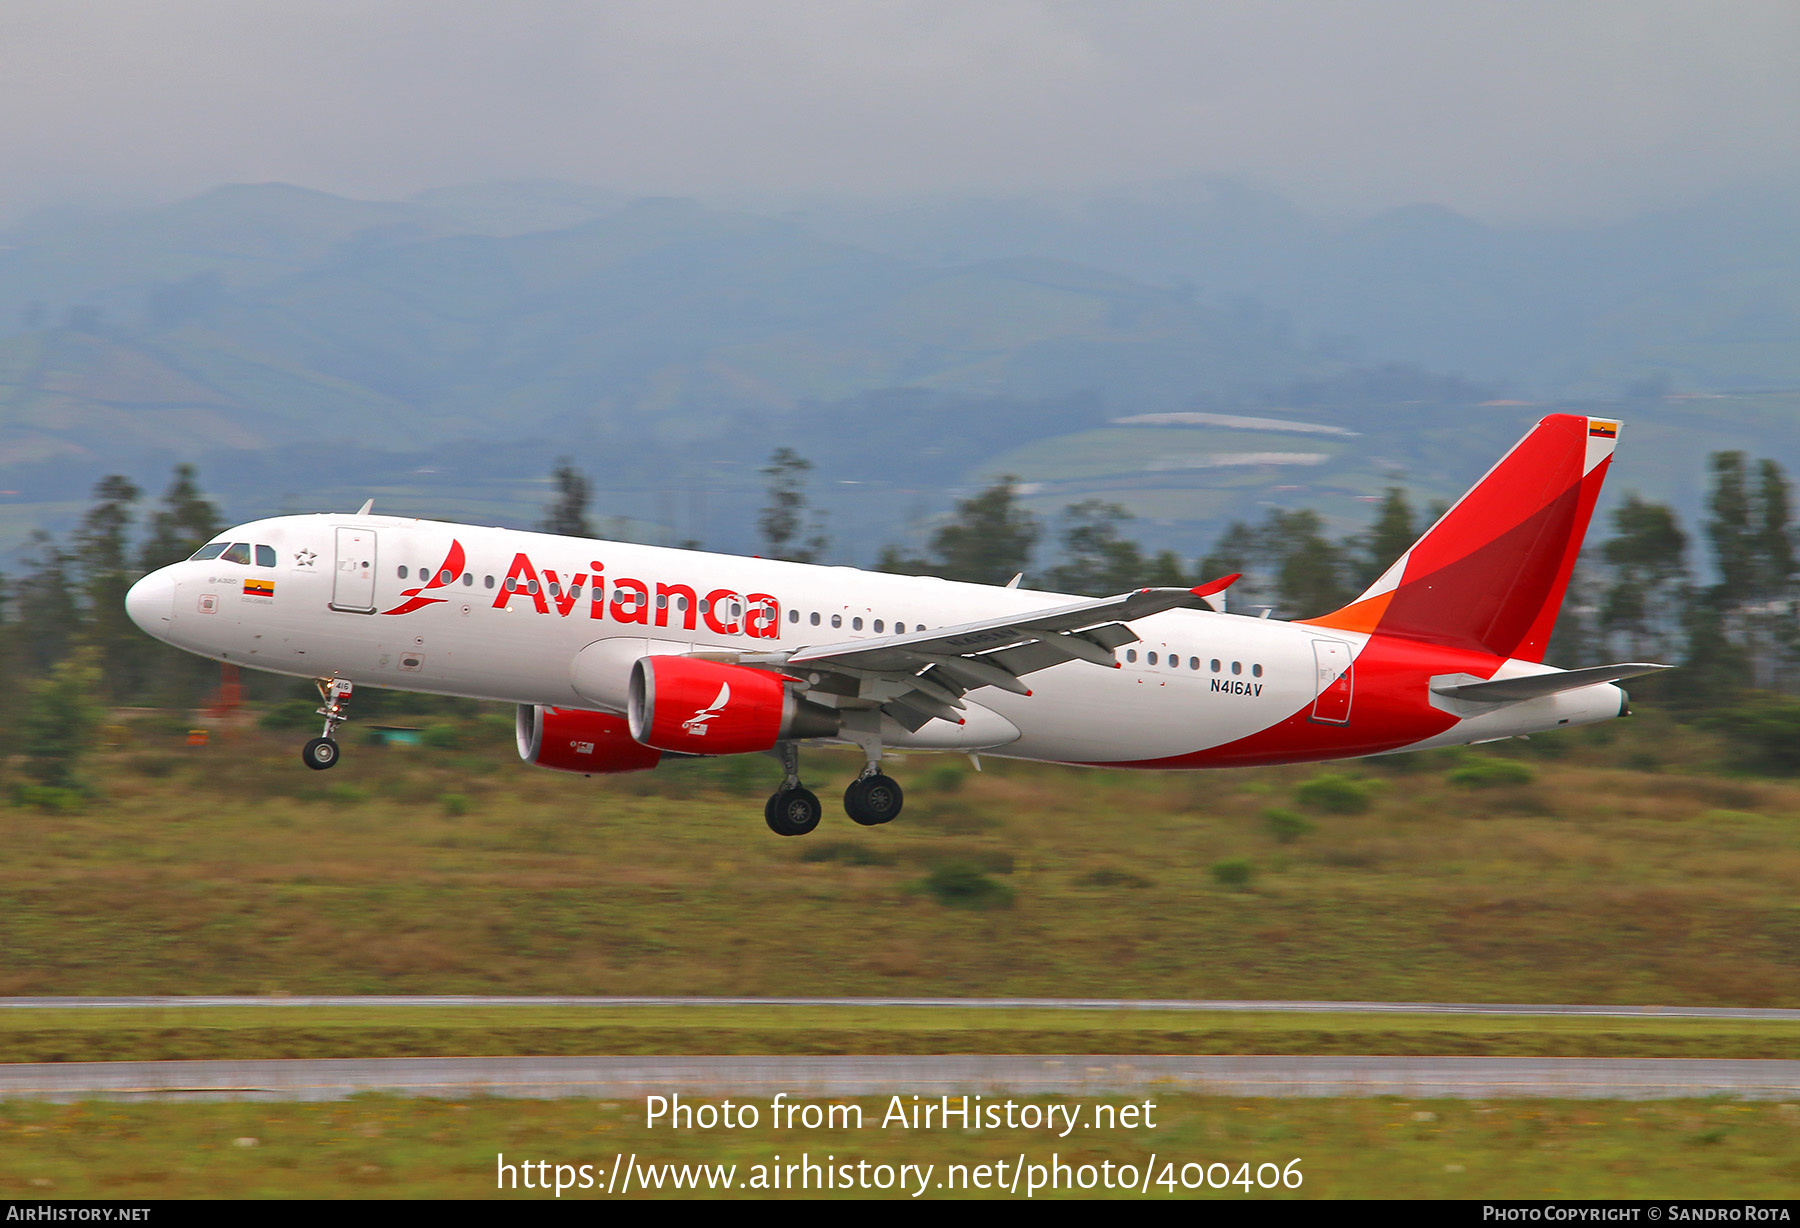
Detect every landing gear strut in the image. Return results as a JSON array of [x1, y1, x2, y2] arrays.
[[302, 677, 353, 771], [764, 741, 821, 836]]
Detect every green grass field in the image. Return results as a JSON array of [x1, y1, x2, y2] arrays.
[[5, 1094, 1798, 1199], [4, 706, 1800, 1199], [2, 705, 1796, 1006]]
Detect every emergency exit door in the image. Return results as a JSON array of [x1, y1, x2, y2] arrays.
[[331, 527, 378, 613], [1310, 638, 1353, 725]]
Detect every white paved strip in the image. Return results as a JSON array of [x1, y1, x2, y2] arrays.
[[1, 1056, 1797, 1102], [1, 996, 1797, 1020]]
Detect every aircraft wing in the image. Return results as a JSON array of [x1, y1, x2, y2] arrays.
[[750, 578, 1237, 730]]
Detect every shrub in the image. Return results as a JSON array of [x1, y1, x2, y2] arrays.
[[1446, 758, 1536, 788], [259, 700, 320, 731], [923, 861, 1015, 909], [1701, 699, 1800, 775], [1078, 867, 1152, 889], [19, 649, 102, 791], [1295, 774, 1372, 814], [800, 841, 897, 866], [421, 723, 463, 750], [924, 763, 967, 793], [1210, 857, 1255, 888], [324, 782, 370, 805], [1262, 807, 1314, 843], [440, 793, 470, 817]]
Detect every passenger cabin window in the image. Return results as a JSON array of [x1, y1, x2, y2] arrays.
[[485, 576, 495, 589], [1125, 649, 1137, 662], [398, 566, 410, 579], [789, 610, 799, 623], [1146, 651, 1157, 665], [853, 617, 863, 630], [895, 622, 906, 634], [831, 614, 842, 628], [873, 620, 884, 633], [190, 542, 229, 561], [1231, 661, 1242, 675], [219, 543, 252, 565], [255, 545, 277, 567], [1252, 664, 1263, 678], [810, 612, 820, 626]]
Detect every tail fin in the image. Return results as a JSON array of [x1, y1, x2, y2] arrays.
[[1303, 414, 1618, 662]]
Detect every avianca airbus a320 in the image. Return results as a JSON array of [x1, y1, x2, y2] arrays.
[[125, 414, 1666, 836]]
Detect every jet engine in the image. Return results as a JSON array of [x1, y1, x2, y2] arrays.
[[516, 705, 663, 774], [628, 656, 838, 755]]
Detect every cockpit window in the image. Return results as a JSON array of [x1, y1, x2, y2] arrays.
[[189, 542, 229, 561], [255, 544, 277, 567], [219, 543, 253, 565]]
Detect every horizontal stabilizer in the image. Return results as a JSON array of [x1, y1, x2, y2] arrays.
[[1431, 662, 1672, 704]]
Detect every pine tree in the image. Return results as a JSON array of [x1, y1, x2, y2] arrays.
[[927, 479, 1040, 585], [538, 458, 596, 538], [1047, 500, 1144, 596], [72, 475, 143, 699], [139, 464, 222, 572], [758, 447, 828, 563]]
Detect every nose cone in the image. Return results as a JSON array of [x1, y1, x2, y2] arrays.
[[125, 568, 175, 637]]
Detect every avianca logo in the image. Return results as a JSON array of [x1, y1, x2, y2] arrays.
[[682, 683, 730, 736], [380, 540, 466, 616], [491, 552, 782, 640]]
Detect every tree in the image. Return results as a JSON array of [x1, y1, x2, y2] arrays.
[[1047, 500, 1144, 595], [72, 475, 143, 698], [1196, 521, 1260, 610], [139, 464, 221, 572], [758, 447, 828, 563], [538, 458, 595, 538], [926, 479, 1040, 585], [15, 532, 78, 674], [1352, 487, 1417, 590], [1261, 509, 1351, 619], [1599, 494, 1689, 661], [1704, 452, 1798, 688]]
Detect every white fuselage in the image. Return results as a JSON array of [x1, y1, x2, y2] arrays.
[[126, 514, 1625, 767]]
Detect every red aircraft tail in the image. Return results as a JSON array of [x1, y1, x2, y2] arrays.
[[1303, 413, 1618, 662]]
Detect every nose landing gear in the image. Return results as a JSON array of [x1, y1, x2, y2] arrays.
[[301, 677, 353, 771]]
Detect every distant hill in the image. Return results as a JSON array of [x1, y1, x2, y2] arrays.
[[0, 180, 1795, 566]]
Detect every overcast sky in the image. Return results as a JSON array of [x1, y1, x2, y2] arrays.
[[1, 1, 1795, 225]]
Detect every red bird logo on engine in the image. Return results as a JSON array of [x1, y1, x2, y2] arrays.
[[682, 683, 731, 736]]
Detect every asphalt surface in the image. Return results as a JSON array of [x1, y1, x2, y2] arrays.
[[3, 1055, 1797, 1102], [3, 996, 1798, 1020]]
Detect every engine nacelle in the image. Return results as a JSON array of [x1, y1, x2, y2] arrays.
[[516, 705, 663, 774], [628, 656, 839, 754]]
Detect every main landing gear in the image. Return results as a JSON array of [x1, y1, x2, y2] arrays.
[[762, 740, 906, 836], [301, 677, 353, 771]]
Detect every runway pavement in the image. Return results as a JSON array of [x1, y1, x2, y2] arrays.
[[3, 1055, 1798, 1102], [3, 995, 1798, 1020]]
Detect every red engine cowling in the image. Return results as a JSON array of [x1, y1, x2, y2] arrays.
[[628, 656, 839, 754], [516, 705, 663, 774]]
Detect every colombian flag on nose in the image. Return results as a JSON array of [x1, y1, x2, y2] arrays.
[[1589, 420, 1619, 438], [244, 578, 274, 597]]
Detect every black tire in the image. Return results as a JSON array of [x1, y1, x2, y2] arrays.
[[301, 737, 340, 771], [844, 773, 904, 825], [766, 787, 822, 836]]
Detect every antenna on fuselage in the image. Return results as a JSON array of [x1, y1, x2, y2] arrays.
[[355, 499, 374, 516], [1005, 573, 1023, 589]]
